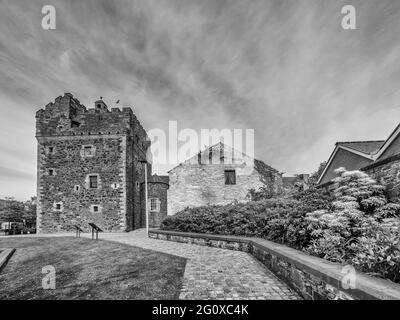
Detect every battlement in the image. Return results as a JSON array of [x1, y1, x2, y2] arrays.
[[36, 93, 142, 138]]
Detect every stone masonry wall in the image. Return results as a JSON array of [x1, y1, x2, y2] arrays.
[[141, 182, 169, 227], [36, 93, 150, 233], [363, 157, 400, 200], [37, 135, 126, 232], [168, 163, 263, 214]]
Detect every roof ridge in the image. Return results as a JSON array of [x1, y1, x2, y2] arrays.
[[336, 140, 385, 144]]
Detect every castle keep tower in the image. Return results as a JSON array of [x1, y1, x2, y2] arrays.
[[35, 93, 151, 233]]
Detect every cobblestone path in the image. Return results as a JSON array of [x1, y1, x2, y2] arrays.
[[88, 230, 300, 300]]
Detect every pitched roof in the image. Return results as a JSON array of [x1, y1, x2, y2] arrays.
[[168, 142, 279, 174], [371, 122, 400, 160], [318, 119, 400, 185], [336, 141, 385, 155], [316, 141, 383, 185]]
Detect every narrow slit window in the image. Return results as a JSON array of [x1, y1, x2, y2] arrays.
[[54, 202, 63, 211], [224, 170, 236, 185], [89, 175, 98, 189], [111, 183, 118, 189]]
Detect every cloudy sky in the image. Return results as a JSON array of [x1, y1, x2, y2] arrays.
[[1, 0, 400, 200]]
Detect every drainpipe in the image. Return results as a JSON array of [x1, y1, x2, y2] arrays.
[[140, 160, 149, 237]]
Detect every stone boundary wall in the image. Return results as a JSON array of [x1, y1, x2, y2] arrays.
[[149, 229, 400, 300], [0, 248, 15, 273]]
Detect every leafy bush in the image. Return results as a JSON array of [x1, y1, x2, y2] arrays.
[[162, 188, 332, 248], [277, 188, 334, 248], [305, 168, 400, 281], [247, 186, 276, 201]]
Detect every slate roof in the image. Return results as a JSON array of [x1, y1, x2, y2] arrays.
[[336, 140, 385, 155], [317, 140, 385, 185]]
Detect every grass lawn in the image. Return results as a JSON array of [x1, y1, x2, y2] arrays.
[[0, 237, 187, 300]]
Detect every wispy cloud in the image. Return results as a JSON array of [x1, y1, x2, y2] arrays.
[[1, 0, 400, 199]]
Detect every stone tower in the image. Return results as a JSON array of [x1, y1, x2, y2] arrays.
[[35, 93, 151, 233]]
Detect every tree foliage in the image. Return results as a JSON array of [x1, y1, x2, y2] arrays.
[[308, 161, 327, 186], [0, 198, 24, 223], [0, 197, 36, 228]]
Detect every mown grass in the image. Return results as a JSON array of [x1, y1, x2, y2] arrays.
[[0, 237, 186, 300]]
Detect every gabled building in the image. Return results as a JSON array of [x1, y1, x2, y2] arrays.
[[167, 142, 282, 215], [318, 121, 400, 199], [317, 141, 384, 186]]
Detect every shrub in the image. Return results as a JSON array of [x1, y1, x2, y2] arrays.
[[161, 188, 332, 248], [305, 168, 400, 281], [162, 198, 298, 236], [247, 186, 275, 201], [271, 188, 333, 248]]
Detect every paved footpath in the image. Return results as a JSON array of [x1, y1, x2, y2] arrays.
[[82, 229, 300, 300], [3, 230, 300, 299]]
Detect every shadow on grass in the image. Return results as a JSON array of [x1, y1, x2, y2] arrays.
[[0, 237, 187, 300]]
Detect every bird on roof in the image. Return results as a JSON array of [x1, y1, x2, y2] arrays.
[[100, 96, 103, 100], [116, 99, 120, 104]]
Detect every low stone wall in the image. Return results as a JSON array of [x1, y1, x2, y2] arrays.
[[149, 229, 400, 300], [0, 248, 15, 273]]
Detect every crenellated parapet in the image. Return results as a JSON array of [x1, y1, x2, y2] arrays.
[[35, 93, 148, 144]]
